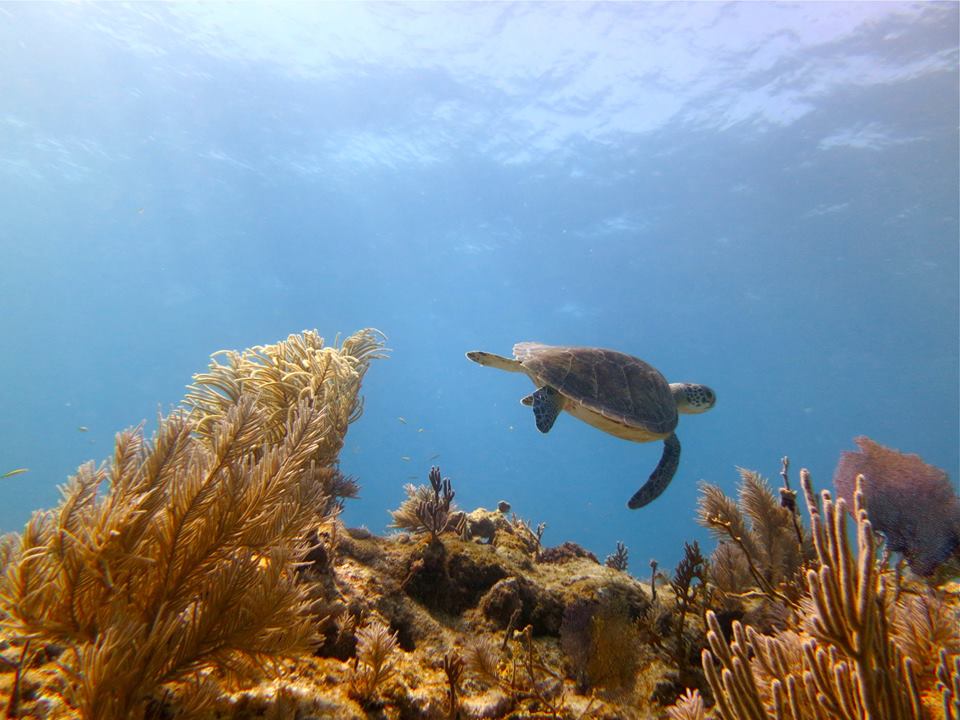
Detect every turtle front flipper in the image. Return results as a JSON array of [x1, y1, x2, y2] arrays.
[[526, 386, 564, 433], [627, 432, 681, 509]]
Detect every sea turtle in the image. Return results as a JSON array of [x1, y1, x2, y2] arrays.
[[465, 343, 716, 508]]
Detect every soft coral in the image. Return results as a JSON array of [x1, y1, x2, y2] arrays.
[[833, 436, 960, 576]]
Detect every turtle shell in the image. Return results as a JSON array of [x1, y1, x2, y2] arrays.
[[513, 343, 678, 435]]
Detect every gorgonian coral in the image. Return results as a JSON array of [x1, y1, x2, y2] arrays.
[[0, 329, 385, 719], [833, 436, 960, 576]]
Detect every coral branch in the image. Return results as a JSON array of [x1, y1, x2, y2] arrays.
[[702, 469, 925, 720], [0, 329, 384, 720]]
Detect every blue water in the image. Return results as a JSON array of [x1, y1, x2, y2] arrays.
[[1, 3, 957, 574]]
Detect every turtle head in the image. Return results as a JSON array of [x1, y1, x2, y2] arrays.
[[670, 383, 716, 414]]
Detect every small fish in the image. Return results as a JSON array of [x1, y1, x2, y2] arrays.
[[407, 475, 418, 480], [397, 416, 407, 424], [429, 453, 441, 460], [1, 468, 29, 479], [417, 428, 425, 433], [137, 207, 145, 214], [400, 456, 412, 462], [78, 425, 89, 432]]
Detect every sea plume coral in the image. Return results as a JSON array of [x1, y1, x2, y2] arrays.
[[348, 618, 399, 706], [185, 329, 385, 461], [0, 329, 385, 720], [833, 436, 960, 576], [698, 468, 813, 606]]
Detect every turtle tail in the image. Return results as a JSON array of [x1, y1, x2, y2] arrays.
[[627, 433, 681, 509]]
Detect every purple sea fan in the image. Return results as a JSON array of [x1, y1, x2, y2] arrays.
[[833, 436, 960, 576]]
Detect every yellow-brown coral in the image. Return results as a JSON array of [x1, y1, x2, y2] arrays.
[[0, 329, 385, 720], [700, 471, 938, 720], [698, 467, 814, 607]]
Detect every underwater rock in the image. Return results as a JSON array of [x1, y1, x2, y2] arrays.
[[561, 592, 641, 693], [539, 540, 600, 564], [298, 506, 665, 717], [346, 525, 373, 539], [402, 539, 510, 613], [462, 507, 530, 548], [477, 576, 564, 635]]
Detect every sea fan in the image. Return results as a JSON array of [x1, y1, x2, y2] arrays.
[[834, 436, 960, 576]]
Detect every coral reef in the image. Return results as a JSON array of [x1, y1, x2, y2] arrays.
[[0, 471, 677, 717], [834, 436, 960, 576], [1, 330, 958, 720]]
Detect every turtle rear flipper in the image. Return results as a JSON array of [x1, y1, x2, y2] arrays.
[[627, 432, 681, 509], [529, 386, 564, 433], [466, 351, 524, 372]]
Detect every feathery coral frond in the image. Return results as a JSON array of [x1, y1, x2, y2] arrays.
[[893, 592, 960, 680], [0, 329, 385, 720], [389, 483, 439, 532], [698, 470, 813, 608], [666, 688, 705, 720], [708, 541, 753, 597], [697, 480, 756, 559], [0, 533, 17, 577], [937, 650, 960, 720], [349, 618, 399, 705], [738, 468, 805, 579], [184, 328, 387, 457]]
